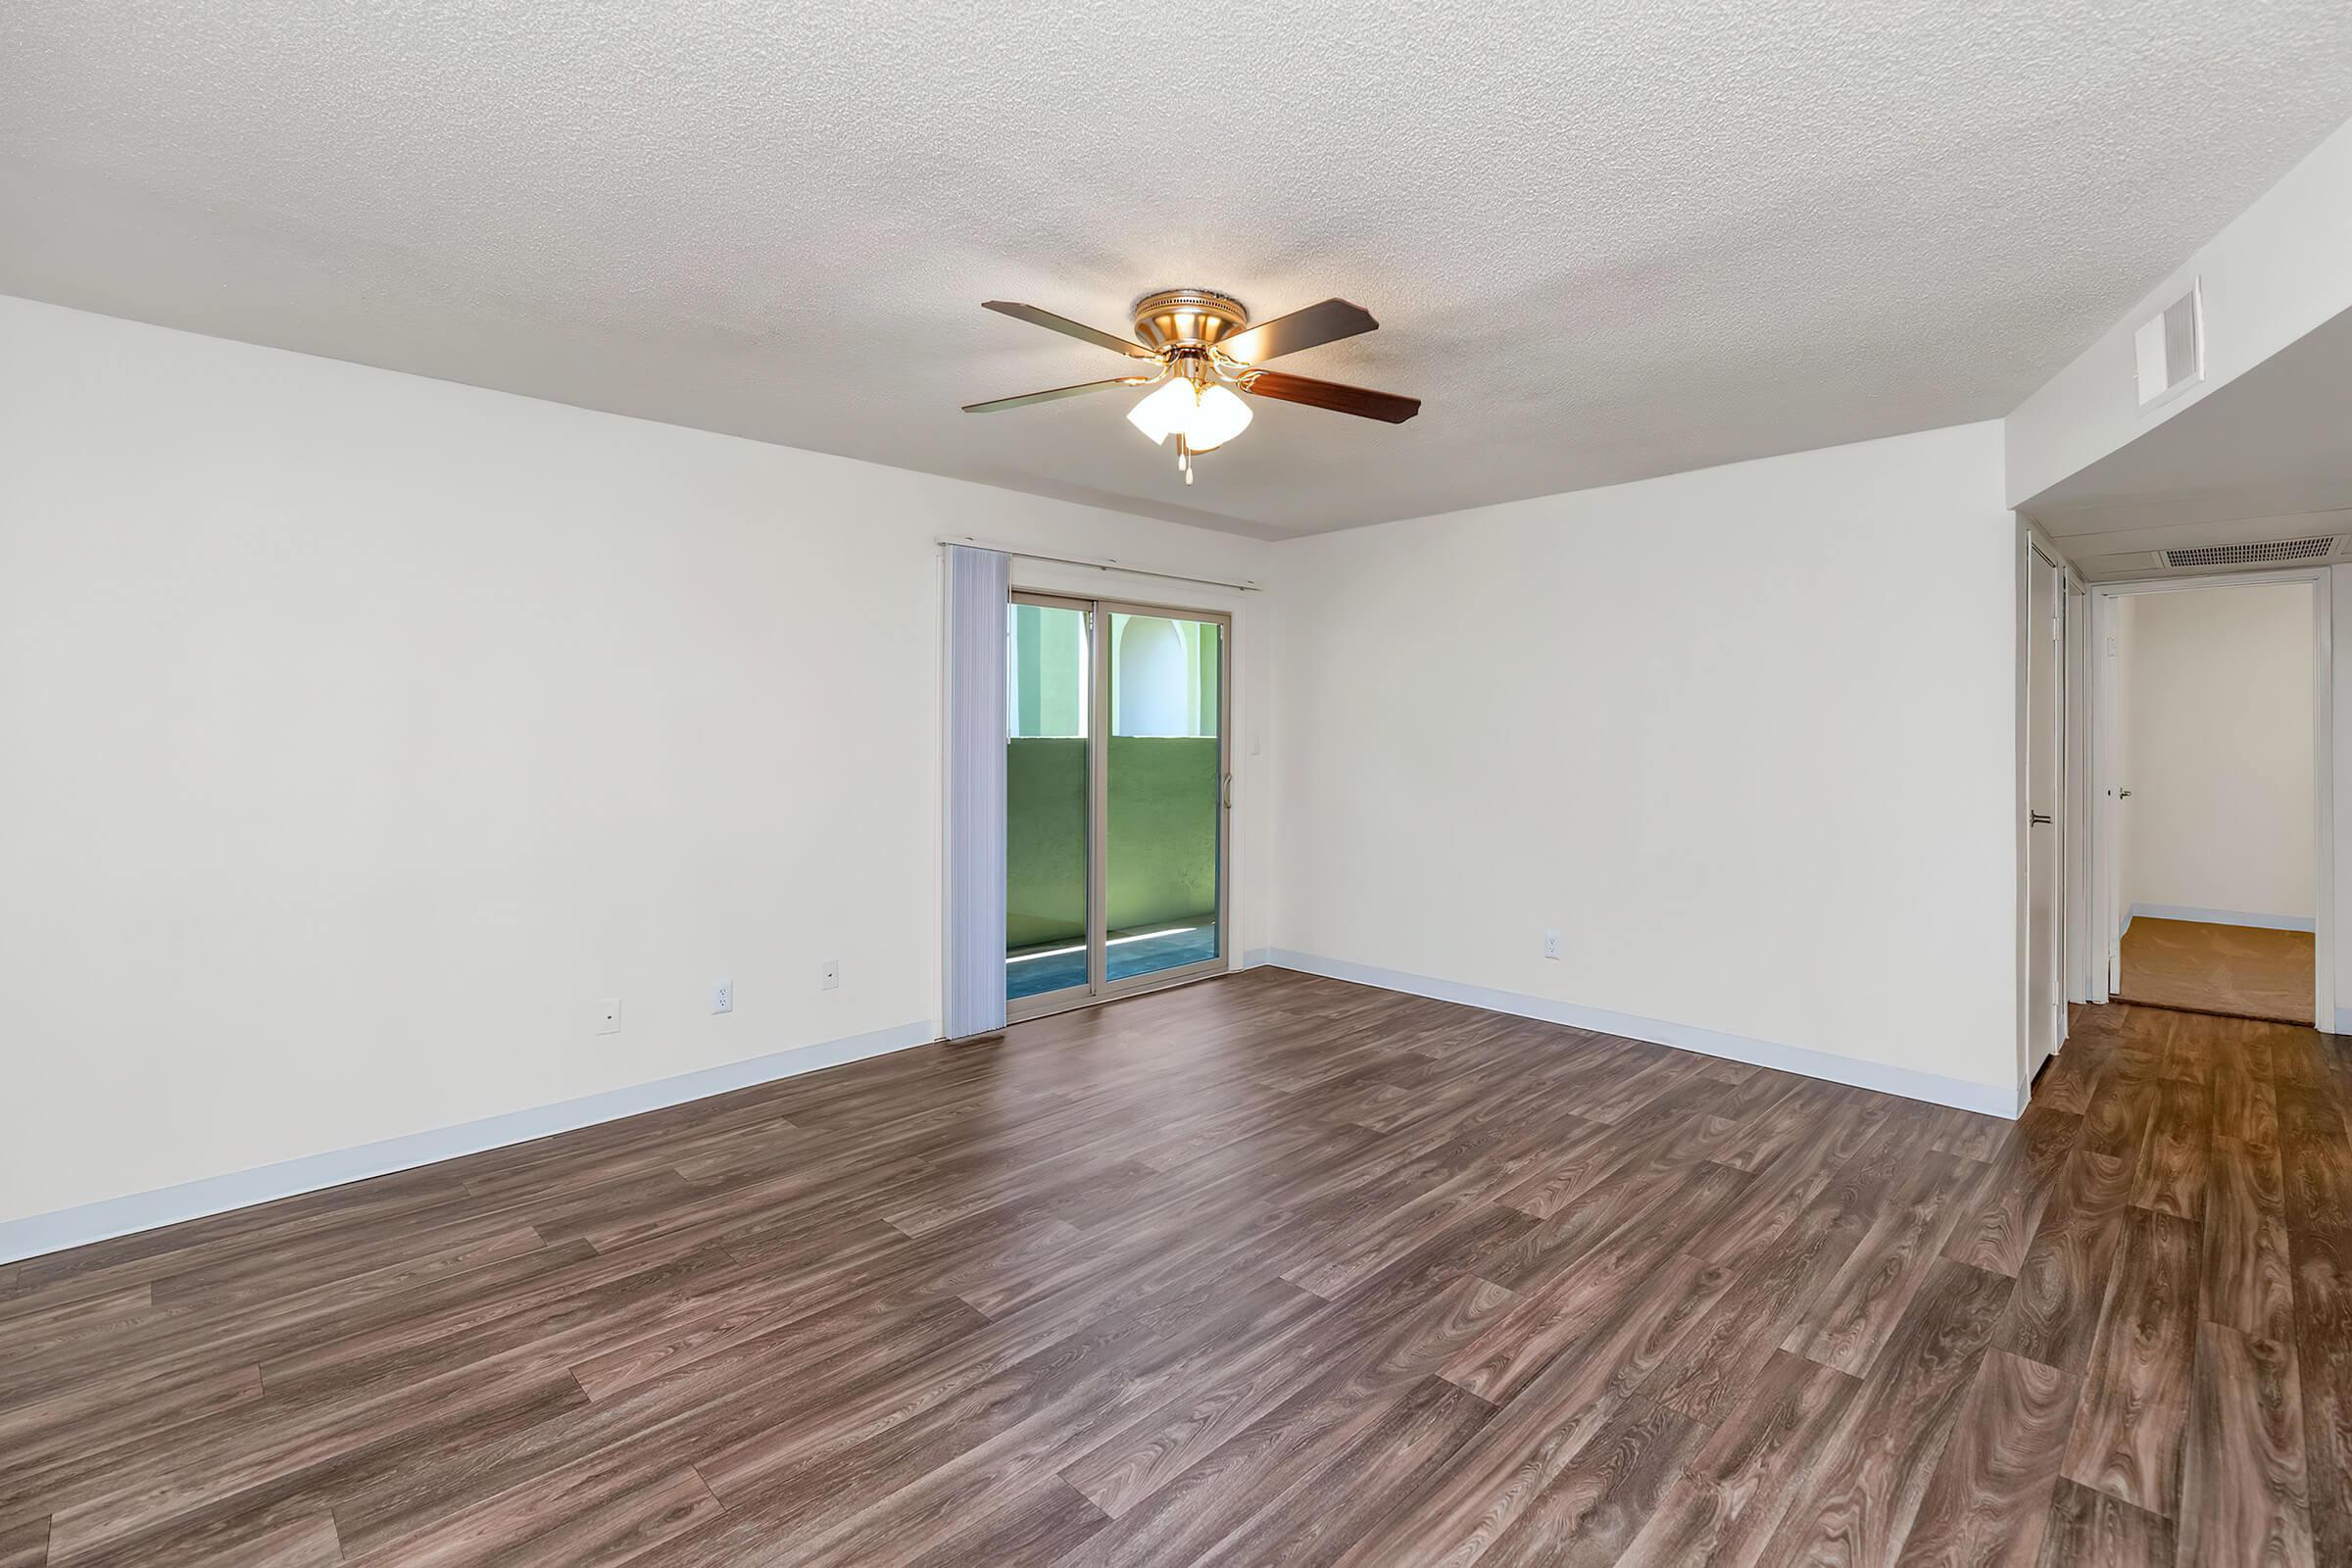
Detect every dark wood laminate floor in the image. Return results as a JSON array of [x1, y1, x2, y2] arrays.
[[3, 973, 2347, 1566], [2115, 917, 2316, 1025]]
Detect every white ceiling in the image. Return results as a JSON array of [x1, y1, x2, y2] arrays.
[[2024, 305, 2352, 580], [5, 2, 2350, 538]]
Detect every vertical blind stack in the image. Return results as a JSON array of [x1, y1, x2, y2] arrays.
[[942, 545, 1009, 1040]]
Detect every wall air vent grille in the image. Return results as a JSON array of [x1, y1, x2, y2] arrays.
[[2135, 282, 2203, 408], [2161, 538, 2335, 567]]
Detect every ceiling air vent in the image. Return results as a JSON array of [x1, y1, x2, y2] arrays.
[[2161, 537, 2334, 567]]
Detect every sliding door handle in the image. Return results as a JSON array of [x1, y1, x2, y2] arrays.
[[1220, 773, 1233, 810]]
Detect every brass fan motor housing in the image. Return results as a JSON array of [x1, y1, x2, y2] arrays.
[[1131, 289, 1250, 354]]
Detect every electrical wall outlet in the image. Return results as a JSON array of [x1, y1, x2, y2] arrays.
[[710, 979, 733, 1014], [595, 998, 622, 1035], [1542, 930, 1562, 960], [821, 959, 841, 991]]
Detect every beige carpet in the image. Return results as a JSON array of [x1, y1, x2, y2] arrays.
[[2114, 915, 2314, 1024]]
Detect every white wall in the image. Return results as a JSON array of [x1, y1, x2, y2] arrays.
[[0, 296, 2041, 1244], [1269, 422, 2022, 1108], [2118, 583, 2317, 925], [2007, 116, 2352, 507], [0, 296, 1276, 1233]]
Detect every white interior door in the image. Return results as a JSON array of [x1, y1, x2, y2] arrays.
[[2065, 582, 2094, 1004], [2027, 546, 2064, 1071], [2106, 761, 2125, 997]]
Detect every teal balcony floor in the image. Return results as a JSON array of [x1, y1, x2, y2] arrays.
[[1005, 923, 1219, 1001]]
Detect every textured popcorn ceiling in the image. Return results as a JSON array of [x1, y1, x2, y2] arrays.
[[4, 2, 2350, 537]]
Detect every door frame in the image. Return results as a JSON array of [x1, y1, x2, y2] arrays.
[[2022, 534, 2070, 1080], [2064, 570, 2094, 1019], [1004, 590, 1234, 1024], [2078, 566, 2333, 1029]]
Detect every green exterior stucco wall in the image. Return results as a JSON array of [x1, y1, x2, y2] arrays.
[[1006, 737, 1220, 949]]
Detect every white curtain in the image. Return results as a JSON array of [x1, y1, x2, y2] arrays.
[[943, 545, 1009, 1040]]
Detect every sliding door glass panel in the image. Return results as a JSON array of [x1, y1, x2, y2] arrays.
[[1005, 600, 1091, 1004], [1103, 611, 1225, 986]]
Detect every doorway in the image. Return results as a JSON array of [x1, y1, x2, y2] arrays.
[[2085, 572, 2331, 1026], [1004, 593, 1231, 1020]]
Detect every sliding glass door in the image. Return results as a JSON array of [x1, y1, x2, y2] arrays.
[[1006, 593, 1228, 1019], [1103, 606, 1226, 990], [1005, 595, 1094, 1010]]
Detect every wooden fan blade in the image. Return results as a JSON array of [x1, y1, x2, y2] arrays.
[[961, 376, 1153, 414], [1220, 298, 1379, 364], [982, 301, 1156, 359], [1242, 369, 1420, 423]]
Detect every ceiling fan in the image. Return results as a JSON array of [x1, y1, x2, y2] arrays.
[[961, 289, 1420, 484]]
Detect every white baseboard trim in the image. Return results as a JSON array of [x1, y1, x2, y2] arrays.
[[1261, 950, 2025, 1119], [2127, 903, 2314, 933], [1241, 947, 1274, 969], [0, 1018, 939, 1267]]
